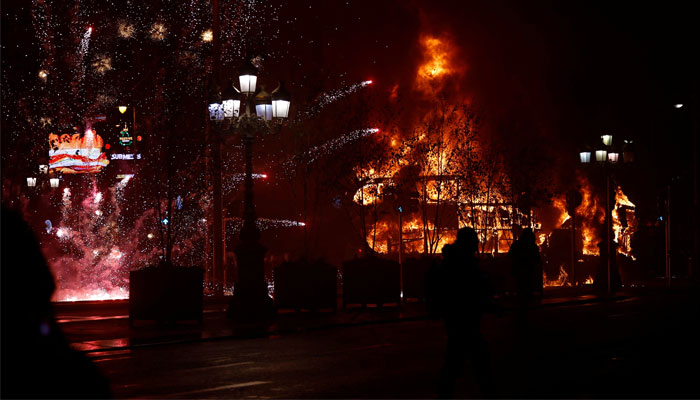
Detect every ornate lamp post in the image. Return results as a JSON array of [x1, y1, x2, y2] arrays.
[[580, 134, 632, 294], [208, 62, 291, 320]]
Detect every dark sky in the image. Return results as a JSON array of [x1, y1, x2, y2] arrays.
[[277, 0, 698, 211], [2, 0, 697, 252]]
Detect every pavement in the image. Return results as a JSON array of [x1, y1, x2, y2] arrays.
[[55, 277, 695, 355]]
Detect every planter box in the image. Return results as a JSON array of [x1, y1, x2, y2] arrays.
[[273, 260, 337, 311], [129, 266, 204, 325], [342, 256, 400, 308]]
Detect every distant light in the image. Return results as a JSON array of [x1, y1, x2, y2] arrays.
[[137, 136, 142, 142], [27, 177, 37, 187], [202, 29, 213, 42], [88, 27, 93, 33], [105, 143, 111, 150], [365, 80, 373, 85], [56, 228, 66, 238], [118, 106, 128, 114], [147, 233, 154, 239], [300, 222, 306, 226], [50, 178, 60, 188], [95, 210, 102, 216], [161, 218, 169, 225], [261, 173, 268, 179], [675, 103, 683, 109], [38, 70, 48, 81]]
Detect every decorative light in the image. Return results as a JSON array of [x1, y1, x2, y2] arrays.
[[674, 104, 683, 109], [118, 106, 128, 114], [255, 86, 272, 121], [238, 60, 258, 95], [601, 134, 613, 146], [38, 70, 48, 81], [147, 233, 154, 239], [27, 177, 37, 187], [201, 29, 213, 43], [222, 82, 241, 118], [271, 81, 291, 119], [579, 151, 591, 164], [595, 149, 607, 162], [208, 86, 223, 121], [607, 151, 619, 163]]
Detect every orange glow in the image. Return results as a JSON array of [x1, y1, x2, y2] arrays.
[[543, 265, 570, 287], [415, 35, 463, 93]]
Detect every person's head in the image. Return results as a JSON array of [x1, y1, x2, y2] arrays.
[[456, 227, 479, 254], [520, 227, 535, 244]]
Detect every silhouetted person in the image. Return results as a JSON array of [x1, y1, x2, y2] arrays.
[[436, 227, 497, 398], [508, 228, 542, 307], [1, 207, 111, 399]]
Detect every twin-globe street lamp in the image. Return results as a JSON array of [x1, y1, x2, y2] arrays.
[[579, 134, 634, 294], [208, 60, 290, 319]]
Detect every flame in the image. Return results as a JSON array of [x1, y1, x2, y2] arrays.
[[612, 186, 637, 259], [415, 34, 462, 93], [584, 275, 594, 285], [543, 265, 570, 287]]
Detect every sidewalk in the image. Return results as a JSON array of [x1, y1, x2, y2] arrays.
[[57, 282, 687, 354]]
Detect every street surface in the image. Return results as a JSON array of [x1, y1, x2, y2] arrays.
[[81, 289, 699, 398]]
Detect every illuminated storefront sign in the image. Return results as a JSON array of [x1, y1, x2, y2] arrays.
[[49, 129, 109, 174], [111, 153, 142, 160]]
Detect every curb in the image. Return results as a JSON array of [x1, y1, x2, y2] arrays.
[[75, 294, 629, 355]]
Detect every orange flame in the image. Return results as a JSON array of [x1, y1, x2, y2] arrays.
[[415, 34, 463, 93]]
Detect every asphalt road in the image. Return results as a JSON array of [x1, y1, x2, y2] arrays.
[[90, 290, 700, 399]]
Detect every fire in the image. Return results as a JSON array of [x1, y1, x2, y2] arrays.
[[543, 265, 570, 287], [612, 186, 637, 259], [548, 175, 637, 259], [415, 34, 463, 93]]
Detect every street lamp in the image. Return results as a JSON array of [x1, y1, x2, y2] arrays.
[[208, 63, 291, 320], [579, 134, 632, 294]]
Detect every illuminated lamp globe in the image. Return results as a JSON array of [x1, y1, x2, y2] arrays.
[[221, 82, 241, 118], [27, 177, 37, 187], [238, 60, 258, 95], [595, 149, 607, 163], [601, 134, 613, 146], [271, 81, 291, 119], [579, 151, 591, 164], [254, 86, 272, 121], [50, 178, 60, 188], [208, 85, 223, 121]]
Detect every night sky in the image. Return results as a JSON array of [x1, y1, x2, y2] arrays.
[[2, 0, 697, 278]]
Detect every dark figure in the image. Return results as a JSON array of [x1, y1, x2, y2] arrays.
[[508, 228, 542, 306], [1, 207, 111, 399], [436, 227, 498, 398]]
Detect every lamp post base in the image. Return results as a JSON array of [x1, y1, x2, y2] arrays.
[[227, 240, 275, 322]]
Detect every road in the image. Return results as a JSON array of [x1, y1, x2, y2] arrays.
[[86, 289, 699, 399]]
